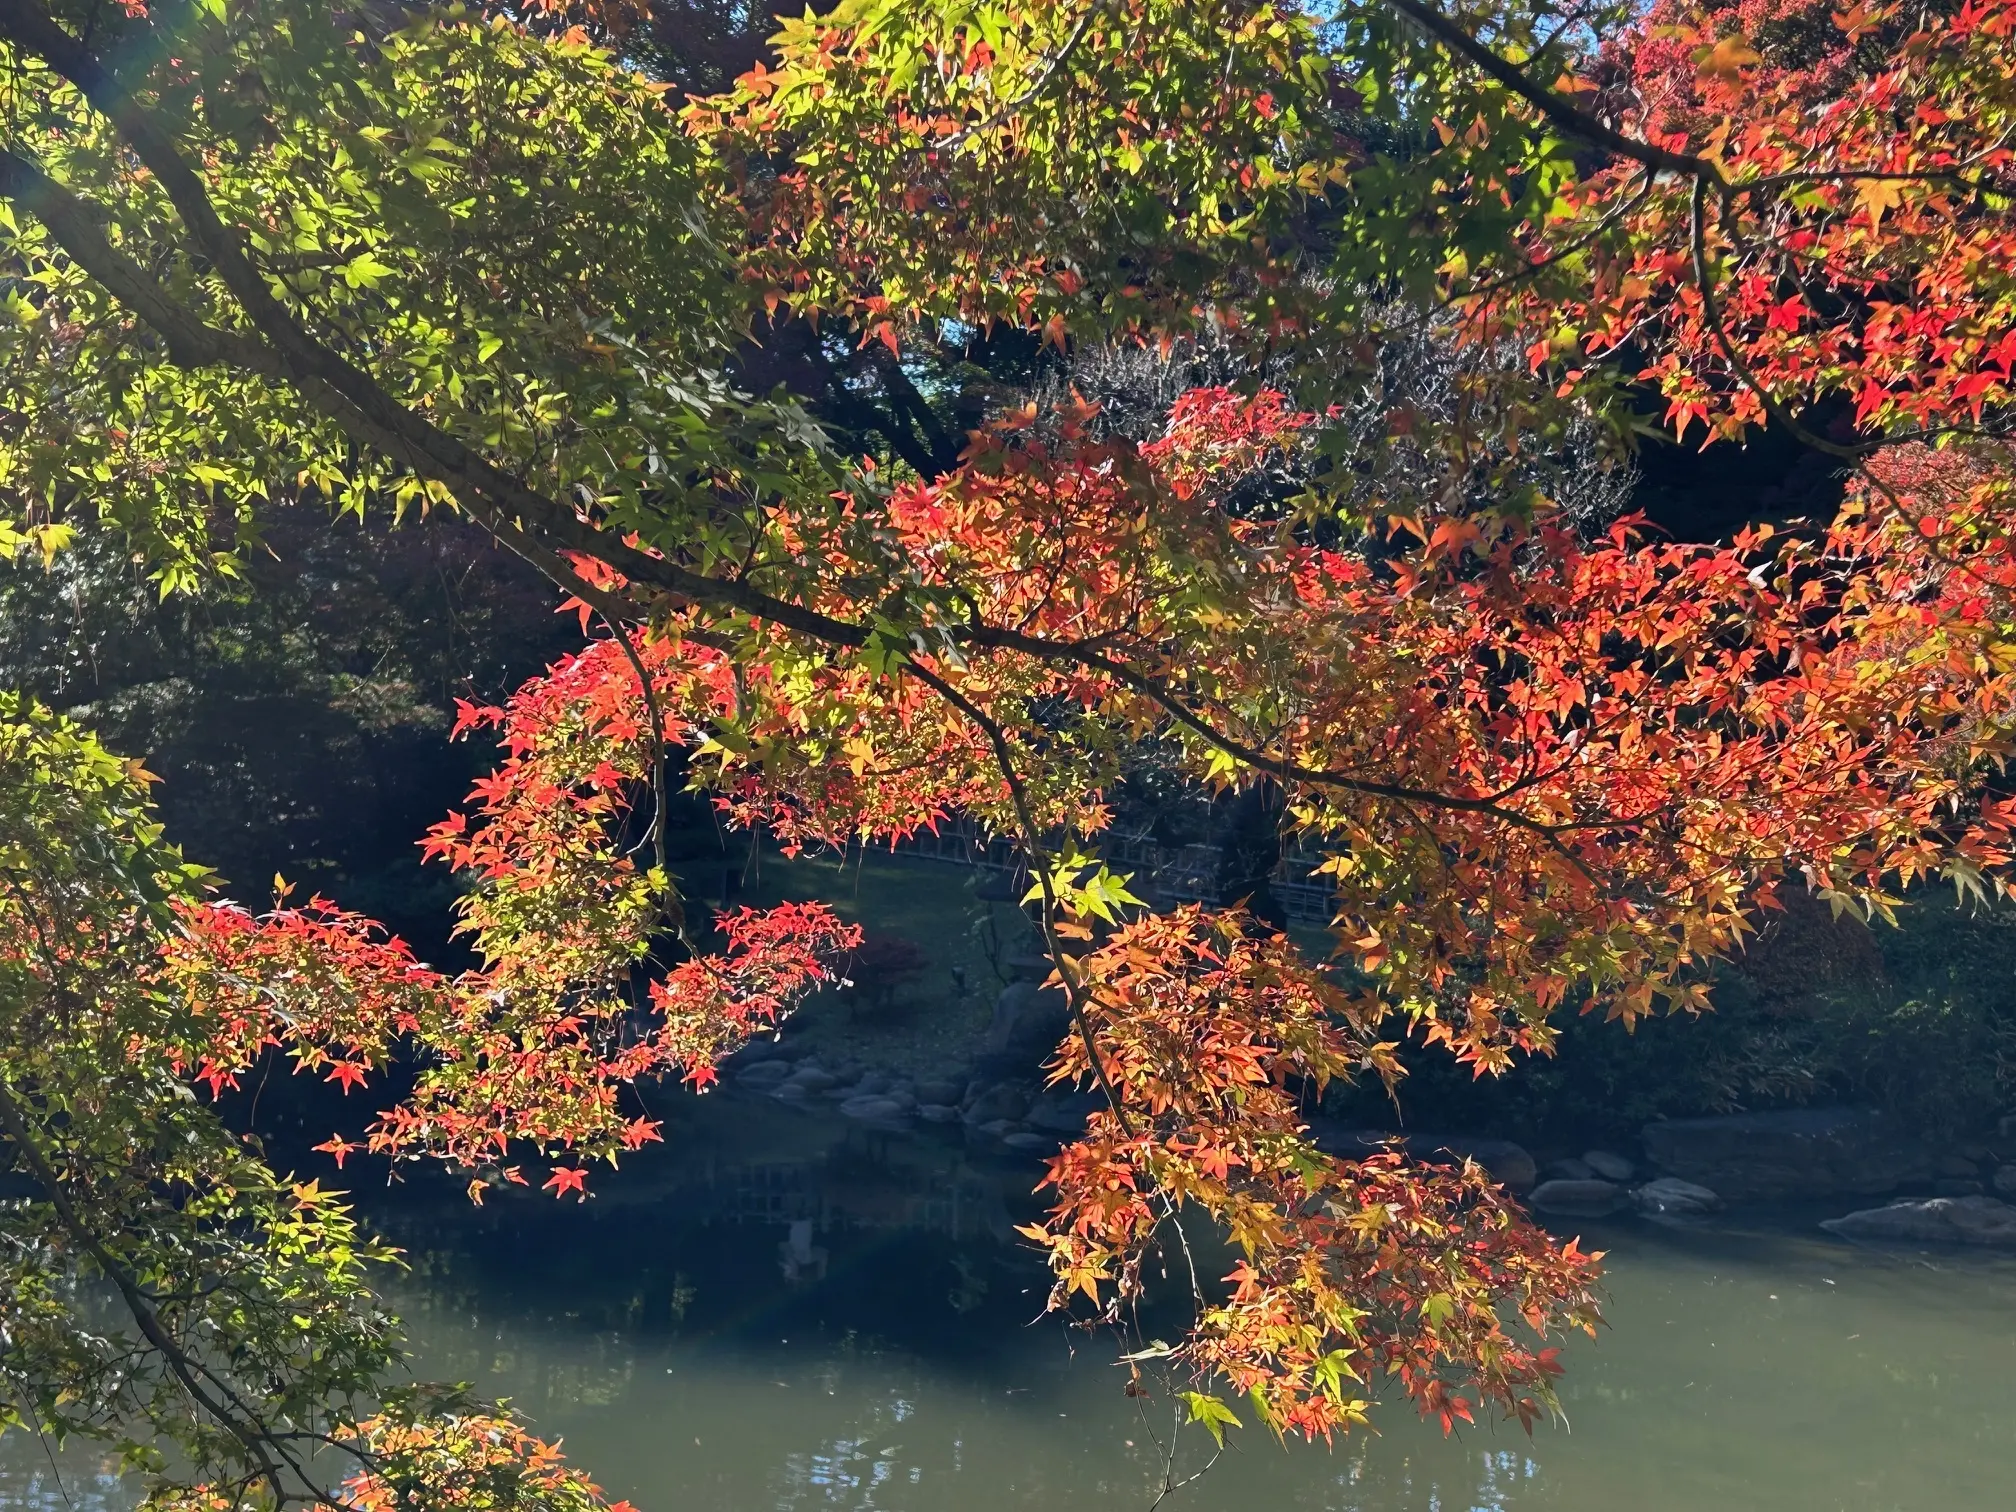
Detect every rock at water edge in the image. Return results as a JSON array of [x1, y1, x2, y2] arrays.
[[1025, 1089, 1102, 1135], [1634, 1177, 1722, 1217], [1821, 1195, 2016, 1248], [962, 1080, 1033, 1127], [1642, 1107, 1934, 1202], [840, 1096, 909, 1125], [986, 981, 1072, 1056], [1582, 1149, 1635, 1183], [1529, 1179, 1624, 1216]]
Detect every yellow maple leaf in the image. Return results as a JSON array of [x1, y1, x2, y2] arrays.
[[1697, 35, 1762, 82], [1857, 176, 1905, 227]]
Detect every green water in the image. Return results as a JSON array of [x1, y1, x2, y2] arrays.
[[7, 1094, 2016, 1510], [393, 1208, 2016, 1510]]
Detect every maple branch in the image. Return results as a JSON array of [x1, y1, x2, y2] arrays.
[[0, 1075, 346, 1510], [1737, 119, 2016, 196], [4, 110, 1615, 852], [0, 147, 284, 379], [935, 0, 1107, 149], [1534, 0, 1601, 54], [1379, 0, 1723, 182], [1445, 166, 1655, 313], [12, 121, 1643, 896], [967, 620, 1595, 855], [0, 1, 875, 634], [1148, 1440, 1226, 1512], [1687, 177, 1859, 464], [0, 0, 1840, 897], [598, 613, 684, 937], [1685, 172, 2016, 460], [901, 659, 1138, 1138], [0, 4, 873, 646], [1685, 172, 2012, 584]]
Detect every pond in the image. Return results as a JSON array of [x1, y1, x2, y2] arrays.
[[7, 1090, 2016, 1511]]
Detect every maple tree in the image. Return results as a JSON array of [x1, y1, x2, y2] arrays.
[[0, 696, 642, 1512], [2, 0, 2014, 1503]]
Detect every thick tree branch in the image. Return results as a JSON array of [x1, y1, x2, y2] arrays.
[[962, 620, 1589, 844], [0, 2, 867, 640], [0, 0, 1692, 873], [801, 332, 946, 479], [867, 343, 963, 477], [0, 119, 1618, 859], [0, 125, 1555, 842], [1384, 3, 2012, 466], [1379, 0, 1722, 181], [0, 148, 284, 377]]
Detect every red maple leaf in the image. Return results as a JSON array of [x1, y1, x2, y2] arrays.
[[313, 1135, 362, 1169], [543, 1166, 589, 1200], [619, 1117, 663, 1150], [325, 1060, 370, 1094]]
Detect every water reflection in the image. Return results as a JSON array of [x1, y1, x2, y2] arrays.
[[0, 1463, 127, 1512], [9, 1089, 2016, 1510]]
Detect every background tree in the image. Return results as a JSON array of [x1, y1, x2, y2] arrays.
[[0, 513, 577, 947]]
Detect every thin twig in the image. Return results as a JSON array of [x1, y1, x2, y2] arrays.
[[901, 659, 1137, 1137], [0, 1077, 339, 1509], [937, 2, 1107, 149], [598, 613, 681, 935]]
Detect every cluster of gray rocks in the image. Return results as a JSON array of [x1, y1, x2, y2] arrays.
[[1378, 1104, 2016, 1249], [727, 1037, 1098, 1154], [1641, 1106, 2016, 1245], [1297, 1107, 2016, 1248], [736, 997, 2016, 1248], [1299, 1127, 1721, 1219], [1530, 1158, 1726, 1221]]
